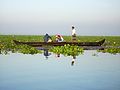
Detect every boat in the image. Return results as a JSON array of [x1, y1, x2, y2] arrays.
[[13, 39, 105, 47]]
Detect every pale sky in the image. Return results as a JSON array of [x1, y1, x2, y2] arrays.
[[0, 0, 120, 35]]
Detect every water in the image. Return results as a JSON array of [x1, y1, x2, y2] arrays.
[[0, 51, 120, 90]]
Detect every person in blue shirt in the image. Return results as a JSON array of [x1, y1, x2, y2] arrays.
[[43, 33, 52, 42]]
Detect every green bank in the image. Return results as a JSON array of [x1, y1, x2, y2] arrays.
[[0, 35, 120, 55]]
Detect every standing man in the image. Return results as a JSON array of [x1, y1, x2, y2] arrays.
[[72, 25, 77, 42]]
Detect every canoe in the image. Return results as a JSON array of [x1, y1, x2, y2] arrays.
[[13, 39, 105, 47]]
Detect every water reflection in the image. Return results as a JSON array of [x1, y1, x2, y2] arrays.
[[71, 56, 76, 66], [55, 54, 60, 58], [0, 51, 120, 90], [43, 48, 77, 66], [43, 49, 51, 59]]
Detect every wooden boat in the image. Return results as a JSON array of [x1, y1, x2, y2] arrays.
[[13, 39, 105, 47]]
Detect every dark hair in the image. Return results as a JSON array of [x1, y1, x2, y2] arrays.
[[72, 26, 75, 29]]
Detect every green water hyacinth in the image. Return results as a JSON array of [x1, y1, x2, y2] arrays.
[[0, 41, 17, 54], [0, 41, 41, 55], [17, 45, 41, 54], [50, 44, 84, 56], [98, 48, 120, 54]]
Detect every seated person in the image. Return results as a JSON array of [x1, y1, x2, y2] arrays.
[[55, 35, 64, 42], [43, 33, 52, 42]]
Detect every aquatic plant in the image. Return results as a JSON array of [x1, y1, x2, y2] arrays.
[[17, 45, 41, 54], [0, 40, 41, 55], [0, 41, 16, 54], [50, 44, 84, 56], [98, 48, 120, 54]]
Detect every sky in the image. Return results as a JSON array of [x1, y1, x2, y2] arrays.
[[0, 0, 120, 35]]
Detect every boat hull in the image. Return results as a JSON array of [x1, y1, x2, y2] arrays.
[[13, 39, 105, 47]]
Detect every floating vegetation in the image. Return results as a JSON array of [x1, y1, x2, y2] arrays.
[[0, 41, 41, 55], [50, 44, 84, 56], [17, 45, 42, 54], [98, 48, 120, 54]]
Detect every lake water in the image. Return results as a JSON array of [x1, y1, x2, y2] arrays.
[[0, 51, 120, 90]]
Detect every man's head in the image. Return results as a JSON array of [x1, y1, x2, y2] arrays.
[[72, 26, 75, 29]]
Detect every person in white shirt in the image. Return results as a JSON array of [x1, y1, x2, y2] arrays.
[[71, 26, 77, 42], [72, 26, 76, 36]]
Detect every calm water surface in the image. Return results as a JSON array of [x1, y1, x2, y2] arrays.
[[0, 51, 120, 90]]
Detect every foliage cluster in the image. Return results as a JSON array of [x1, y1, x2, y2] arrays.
[[0, 40, 41, 55], [50, 44, 84, 56], [98, 48, 120, 54]]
